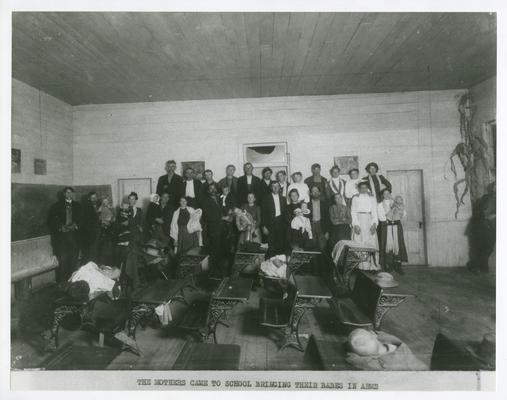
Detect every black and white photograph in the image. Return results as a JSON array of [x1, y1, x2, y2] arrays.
[[3, 1, 504, 395]]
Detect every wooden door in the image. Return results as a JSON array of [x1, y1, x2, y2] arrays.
[[386, 170, 427, 265], [117, 178, 153, 211]]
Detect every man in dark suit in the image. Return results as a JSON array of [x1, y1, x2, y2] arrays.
[[201, 169, 217, 195], [201, 183, 227, 277], [261, 181, 288, 258], [363, 162, 392, 203], [156, 160, 184, 207], [80, 191, 100, 264], [48, 187, 81, 282], [237, 162, 262, 206], [259, 167, 276, 201], [304, 163, 328, 196], [182, 167, 203, 208], [217, 164, 239, 195], [307, 185, 330, 252]]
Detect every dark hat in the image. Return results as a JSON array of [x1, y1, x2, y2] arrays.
[[365, 162, 379, 172], [66, 280, 90, 302]]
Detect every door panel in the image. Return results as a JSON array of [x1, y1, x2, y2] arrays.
[[386, 170, 426, 265], [118, 178, 153, 212]]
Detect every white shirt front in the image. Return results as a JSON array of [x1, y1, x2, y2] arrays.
[[185, 180, 195, 198], [345, 178, 360, 199], [246, 175, 252, 185], [272, 193, 281, 217]]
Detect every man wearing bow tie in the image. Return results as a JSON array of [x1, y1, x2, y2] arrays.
[[48, 187, 81, 282]]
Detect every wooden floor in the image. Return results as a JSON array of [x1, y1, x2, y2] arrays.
[[11, 267, 496, 370]]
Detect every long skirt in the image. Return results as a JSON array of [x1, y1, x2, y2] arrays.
[[177, 225, 199, 255], [378, 220, 408, 270], [352, 213, 378, 250], [329, 223, 352, 250]]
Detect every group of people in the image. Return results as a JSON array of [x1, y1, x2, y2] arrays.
[[48, 158, 409, 287]]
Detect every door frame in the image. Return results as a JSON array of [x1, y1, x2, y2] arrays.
[[117, 177, 153, 205], [386, 168, 428, 266]]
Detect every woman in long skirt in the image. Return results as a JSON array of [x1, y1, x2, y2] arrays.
[[170, 197, 200, 255], [329, 193, 352, 251], [377, 189, 408, 273], [350, 181, 379, 270]]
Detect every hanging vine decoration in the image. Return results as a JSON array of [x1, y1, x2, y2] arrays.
[[448, 93, 489, 219]]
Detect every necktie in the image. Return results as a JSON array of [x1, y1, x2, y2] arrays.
[[65, 202, 72, 225]]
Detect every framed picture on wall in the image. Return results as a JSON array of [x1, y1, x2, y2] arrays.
[[34, 158, 47, 175], [181, 161, 205, 181], [334, 155, 359, 176], [12, 148, 21, 173], [243, 142, 288, 167]]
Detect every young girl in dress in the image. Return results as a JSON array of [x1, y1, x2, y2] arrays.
[[377, 189, 408, 274], [289, 204, 312, 250]]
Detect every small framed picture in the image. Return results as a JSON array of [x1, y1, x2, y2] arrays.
[[12, 148, 21, 173], [34, 158, 47, 175]]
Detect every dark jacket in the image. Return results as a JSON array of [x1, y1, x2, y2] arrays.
[[237, 174, 262, 206], [156, 173, 184, 204], [261, 193, 287, 231], [217, 176, 238, 195], [362, 174, 392, 203], [307, 198, 331, 234], [48, 200, 81, 235], [304, 176, 328, 196], [201, 195, 223, 226], [258, 179, 276, 201], [80, 200, 100, 235]]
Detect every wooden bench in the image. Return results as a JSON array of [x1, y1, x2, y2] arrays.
[[177, 295, 215, 342], [11, 260, 59, 300], [258, 277, 300, 350], [288, 250, 321, 276], [329, 271, 412, 330], [303, 335, 352, 370], [172, 341, 241, 370], [328, 271, 382, 330]]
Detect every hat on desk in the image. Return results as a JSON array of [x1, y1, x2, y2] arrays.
[[374, 272, 399, 288]]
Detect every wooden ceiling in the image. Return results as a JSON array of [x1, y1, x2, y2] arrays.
[[12, 12, 496, 105]]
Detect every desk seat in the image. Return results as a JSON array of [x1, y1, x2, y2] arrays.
[[328, 297, 372, 328], [172, 342, 241, 370]]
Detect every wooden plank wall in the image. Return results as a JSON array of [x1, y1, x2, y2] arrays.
[[11, 79, 74, 185], [73, 89, 471, 266]]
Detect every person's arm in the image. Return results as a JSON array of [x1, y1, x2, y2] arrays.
[[371, 197, 379, 227], [351, 196, 359, 226], [381, 175, 392, 192], [156, 176, 163, 196]]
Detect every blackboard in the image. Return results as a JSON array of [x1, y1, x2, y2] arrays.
[[11, 183, 113, 242]]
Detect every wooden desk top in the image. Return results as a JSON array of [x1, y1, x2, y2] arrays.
[[132, 279, 188, 304], [214, 277, 252, 301], [294, 275, 333, 299], [359, 270, 413, 296]]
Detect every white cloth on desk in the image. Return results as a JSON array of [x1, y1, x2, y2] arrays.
[[69, 261, 118, 300], [260, 254, 287, 279], [154, 302, 173, 325]]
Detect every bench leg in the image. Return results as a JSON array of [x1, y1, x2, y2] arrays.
[[280, 307, 306, 352], [374, 294, 410, 329], [45, 305, 82, 351], [127, 304, 155, 339]]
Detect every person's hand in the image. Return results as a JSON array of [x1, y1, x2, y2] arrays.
[[121, 221, 128, 226], [324, 232, 329, 240], [155, 218, 164, 224], [262, 227, 269, 236], [353, 225, 361, 235], [370, 224, 377, 235]]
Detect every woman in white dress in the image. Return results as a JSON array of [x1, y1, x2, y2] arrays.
[[287, 172, 310, 204], [351, 181, 379, 249]]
